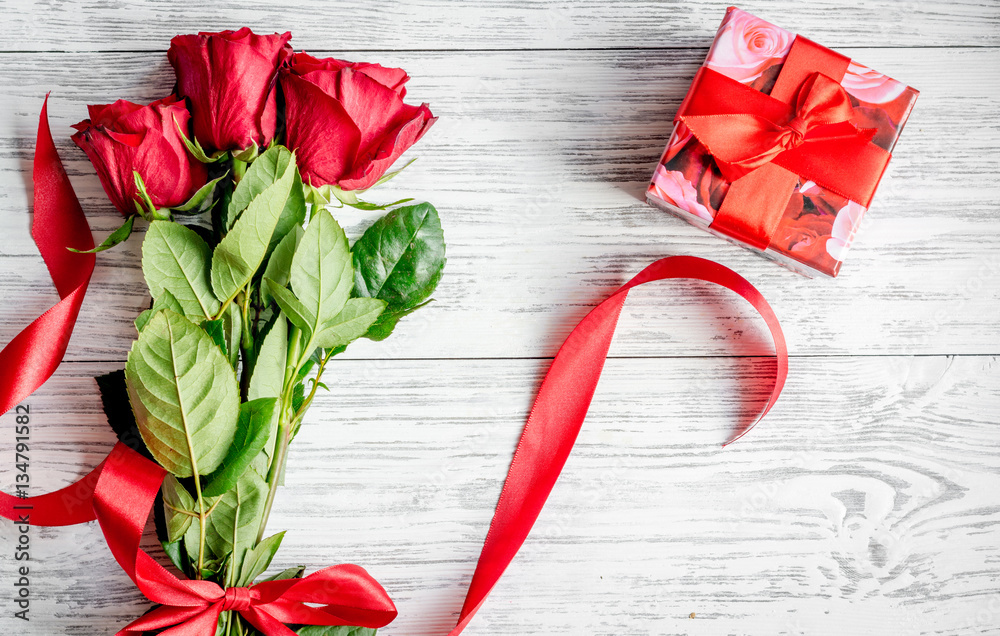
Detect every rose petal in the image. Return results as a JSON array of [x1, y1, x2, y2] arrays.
[[289, 52, 409, 96], [335, 68, 416, 155], [353, 62, 410, 96], [72, 127, 135, 214], [338, 104, 436, 191], [281, 72, 362, 187]]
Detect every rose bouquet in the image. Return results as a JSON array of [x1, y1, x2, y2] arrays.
[[71, 28, 445, 635]]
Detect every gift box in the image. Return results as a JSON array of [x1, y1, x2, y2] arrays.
[[647, 7, 918, 277]]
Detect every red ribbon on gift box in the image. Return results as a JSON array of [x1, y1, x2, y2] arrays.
[[1, 99, 786, 635], [676, 36, 892, 250]]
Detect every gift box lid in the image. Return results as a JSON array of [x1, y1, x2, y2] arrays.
[[648, 7, 918, 277]]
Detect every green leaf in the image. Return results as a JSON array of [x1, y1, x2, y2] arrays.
[[162, 474, 196, 543], [261, 226, 303, 307], [181, 512, 228, 579], [135, 289, 184, 333], [248, 317, 287, 401], [290, 207, 353, 337], [223, 302, 242, 368], [352, 202, 445, 339], [271, 168, 307, 253], [304, 159, 413, 210], [228, 145, 291, 227], [170, 174, 227, 214], [373, 157, 417, 188], [183, 513, 202, 564], [263, 566, 305, 582], [264, 279, 313, 341], [211, 146, 297, 304], [201, 318, 228, 359], [304, 184, 335, 207], [161, 539, 190, 575], [238, 531, 285, 586], [133, 171, 159, 219], [363, 300, 432, 342], [232, 140, 259, 163], [68, 214, 135, 254], [314, 298, 386, 349], [297, 626, 376, 636], [173, 115, 227, 164], [142, 221, 221, 320], [291, 380, 306, 414], [205, 468, 268, 576], [125, 310, 239, 477], [342, 197, 413, 212], [250, 447, 272, 481], [201, 398, 279, 498]]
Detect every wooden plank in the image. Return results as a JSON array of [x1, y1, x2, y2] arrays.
[[1, 355, 997, 634], [1, 0, 998, 51], [0, 48, 996, 360]]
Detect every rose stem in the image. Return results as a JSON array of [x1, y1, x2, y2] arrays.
[[256, 325, 303, 541]]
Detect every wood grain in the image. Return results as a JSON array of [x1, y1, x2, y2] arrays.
[[0, 48, 997, 361], [1, 0, 998, 51], [1, 356, 997, 635], [0, 2, 997, 635]]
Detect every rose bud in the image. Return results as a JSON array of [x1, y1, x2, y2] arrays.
[[168, 28, 292, 153], [280, 52, 436, 191], [71, 96, 208, 216]]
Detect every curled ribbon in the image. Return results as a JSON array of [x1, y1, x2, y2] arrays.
[[0, 96, 95, 419], [2, 99, 787, 635], [675, 36, 892, 250], [448, 254, 787, 634]]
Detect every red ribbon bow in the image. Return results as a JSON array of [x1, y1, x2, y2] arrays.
[[119, 563, 397, 636], [675, 36, 892, 250], [100, 442, 400, 636], [7, 439, 400, 636]]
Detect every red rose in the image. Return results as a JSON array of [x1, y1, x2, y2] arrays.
[[774, 212, 836, 268], [280, 52, 436, 191], [168, 28, 292, 152], [662, 137, 729, 215], [71, 96, 208, 216]]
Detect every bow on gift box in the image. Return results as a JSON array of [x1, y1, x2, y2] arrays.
[[675, 36, 892, 250], [1, 98, 787, 635]]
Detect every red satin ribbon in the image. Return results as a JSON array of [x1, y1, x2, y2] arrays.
[[448, 255, 786, 634], [0, 96, 94, 418], [675, 36, 891, 250], [2, 101, 787, 635]]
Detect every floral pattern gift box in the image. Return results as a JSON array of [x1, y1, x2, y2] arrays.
[[647, 7, 918, 277]]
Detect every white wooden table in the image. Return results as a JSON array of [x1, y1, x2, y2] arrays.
[[1, 1, 998, 634]]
